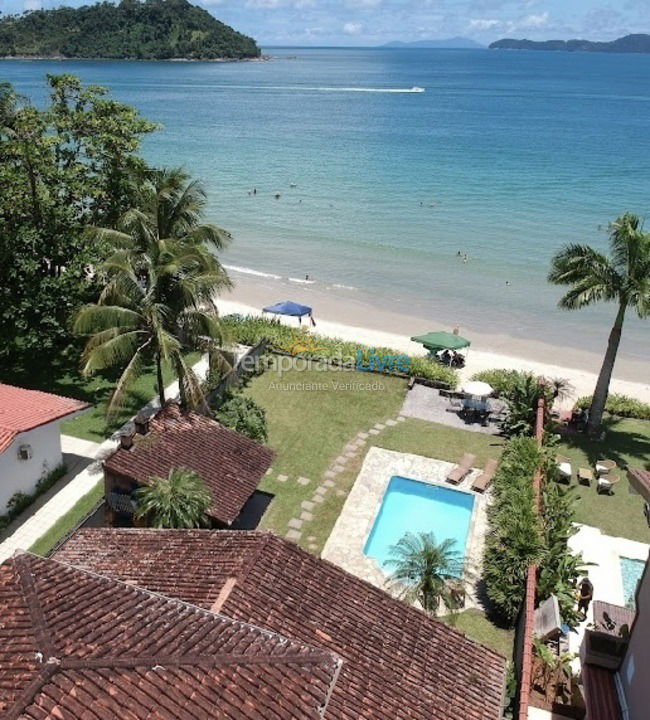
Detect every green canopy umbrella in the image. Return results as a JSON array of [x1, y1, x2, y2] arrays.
[[410, 331, 471, 353]]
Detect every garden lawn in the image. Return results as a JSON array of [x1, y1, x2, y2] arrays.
[[377, 418, 506, 467], [5, 349, 200, 443], [558, 417, 650, 543], [441, 609, 514, 661], [29, 480, 104, 557], [244, 367, 407, 542]]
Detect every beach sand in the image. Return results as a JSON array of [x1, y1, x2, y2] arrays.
[[219, 271, 650, 409]]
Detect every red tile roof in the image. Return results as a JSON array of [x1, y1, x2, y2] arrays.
[[104, 404, 274, 525], [0, 384, 89, 453], [581, 664, 623, 720], [56, 529, 508, 720], [0, 551, 341, 720]]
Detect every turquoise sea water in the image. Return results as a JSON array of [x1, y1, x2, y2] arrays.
[[2, 49, 650, 358], [363, 476, 475, 572], [620, 556, 645, 609]]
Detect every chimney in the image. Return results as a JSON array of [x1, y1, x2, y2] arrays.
[[120, 431, 134, 450], [134, 413, 150, 436]]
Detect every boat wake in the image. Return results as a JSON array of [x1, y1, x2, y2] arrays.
[[223, 85, 425, 94]]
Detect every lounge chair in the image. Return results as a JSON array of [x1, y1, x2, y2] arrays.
[[597, 474, 621, 495], [472, 458, 498, 492], [556, 455, 572, 482], [596, 459, 617, 475], [447, 453, 476, 484]]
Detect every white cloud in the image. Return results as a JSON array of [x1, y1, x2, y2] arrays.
[[346, 0, 381, 7], [23, 0, 41, 10], [519, 12, 549, 28], [343, 21, 363, 35], [469, 18, 502, 30]]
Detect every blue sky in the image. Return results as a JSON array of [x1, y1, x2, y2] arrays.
[[2, 0, 649, 46]]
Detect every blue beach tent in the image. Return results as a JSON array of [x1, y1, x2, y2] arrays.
[[262, 301, 316, 326]]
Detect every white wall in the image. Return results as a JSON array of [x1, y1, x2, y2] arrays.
[[0, 422, 63, 514]]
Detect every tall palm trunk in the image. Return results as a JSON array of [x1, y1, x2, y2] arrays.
[[155, 354, 166, 407], [588, 302, 626, 435]]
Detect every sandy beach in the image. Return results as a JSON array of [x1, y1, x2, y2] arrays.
[[219, 271, 650, 409]]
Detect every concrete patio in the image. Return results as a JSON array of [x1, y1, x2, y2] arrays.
[[400, 384, 504, 435]]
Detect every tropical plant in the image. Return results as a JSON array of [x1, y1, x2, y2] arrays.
[[384, 531, 467, 615], [74, 168, 232, 414], [214, 392, 268, 442], [0, 75, 155, 364], [134, 467, 212, 528], [470, 368, 528, 398], [532, 638, 574, 703], [483, 436, 543, 626], [549, 213, 650, 435], [499, 373, 552, 438], [222, 314, 459, 388]]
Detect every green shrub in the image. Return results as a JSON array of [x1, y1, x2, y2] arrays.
[[0, 464, 67, 529], [470, 369, 529, 397], [483, 437, 543, 627], [575, 393, 650, 421], [214, 392, 268, 442], [222, 315, 458, 388], [538, 480, 585, 630]]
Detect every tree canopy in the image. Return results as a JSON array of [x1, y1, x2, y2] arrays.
[[0, 74, 156, 367], [0, 0, 260, 60]]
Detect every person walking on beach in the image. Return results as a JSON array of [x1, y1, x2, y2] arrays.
[[577, 576, 594, 616]]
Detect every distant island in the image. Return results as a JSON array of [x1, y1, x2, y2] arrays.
[[382, 37, 484, 50], [490, 33, 650, 54], [0, 0, 260, 60]]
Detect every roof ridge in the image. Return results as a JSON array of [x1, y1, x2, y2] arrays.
[[37, 551, 341, 663], [13, 553, 56, 660], [61, 650, 338, 671]]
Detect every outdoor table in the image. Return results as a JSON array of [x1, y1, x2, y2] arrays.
[[578, 467, 594, 486]]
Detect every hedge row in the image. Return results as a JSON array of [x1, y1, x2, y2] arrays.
[[222, 315, 459, 388], [483, 436, 542, 627], [575, 393, 650, 421], [0, 463, 67, 531]]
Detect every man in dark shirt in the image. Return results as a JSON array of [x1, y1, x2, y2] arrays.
[[578, 576, 594, 616]]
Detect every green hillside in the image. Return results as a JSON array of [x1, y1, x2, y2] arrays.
[[0, 0, 260, 60]]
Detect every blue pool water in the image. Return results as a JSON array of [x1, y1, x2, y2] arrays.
[[620, 557, 646, 609], [364, 476, 475, 572]]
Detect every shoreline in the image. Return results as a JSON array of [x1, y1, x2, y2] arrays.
[[0, 55, 267, 63], [219, 271, 650, 409]]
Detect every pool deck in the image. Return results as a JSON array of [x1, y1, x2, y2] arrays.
[[567, 523, 649, 666], [321, 446, 491, 612]]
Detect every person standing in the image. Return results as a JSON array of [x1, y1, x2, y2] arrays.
[[578, 576, 594, 616]]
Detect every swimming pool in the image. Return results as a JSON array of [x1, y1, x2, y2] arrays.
[[364, 476, 475, 573], [620, 557, 646, 609]]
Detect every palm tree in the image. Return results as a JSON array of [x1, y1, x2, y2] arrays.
[[134, 467, 212, 528], [548, 213, 650, 434], [74, 168, 232, 414], [384, 531, 467, 614]]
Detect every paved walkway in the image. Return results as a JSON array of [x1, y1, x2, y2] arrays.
[[400, 384, 503, 435], [0, 357, 209, 562], [566, 523, 649, 670], [282, 413, 406, 549]]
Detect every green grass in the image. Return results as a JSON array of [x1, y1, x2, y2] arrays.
[[441, 609, 515, 660], [377, 418, 505, 466], [29, 481, 104, 557], [5, 347, 200, 443], [243, 367, 407, 541], [557, 417, 650, 542]]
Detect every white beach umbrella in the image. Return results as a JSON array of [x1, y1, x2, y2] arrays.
[[461, 381, 493, 397]]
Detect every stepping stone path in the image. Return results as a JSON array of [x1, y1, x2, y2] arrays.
[[284, 412, 404, 552]]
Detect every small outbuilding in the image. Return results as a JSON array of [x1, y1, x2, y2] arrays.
[[0, 384, 89, 513], [103, 403, 275, 529]]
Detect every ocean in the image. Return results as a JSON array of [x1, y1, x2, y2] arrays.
[[2, 48, 650, 362]]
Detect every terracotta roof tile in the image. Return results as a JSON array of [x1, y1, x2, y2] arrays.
[[56, 529, 507, 720], [103, 404, 274, 525], [0, 552, 340, 720], [0, 385, 89, 453]]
